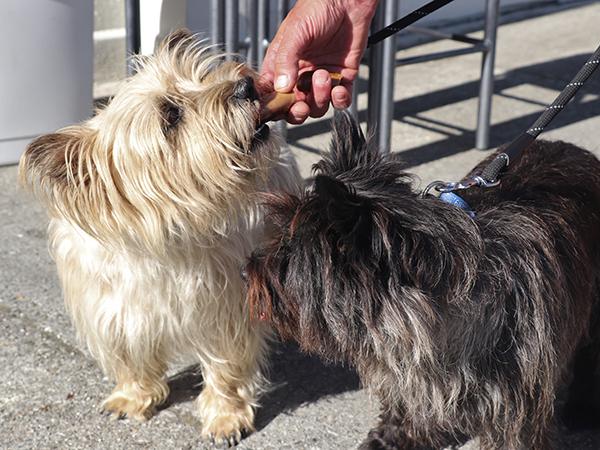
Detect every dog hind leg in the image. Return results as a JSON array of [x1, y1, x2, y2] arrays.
[[562, 285, 600, 430]]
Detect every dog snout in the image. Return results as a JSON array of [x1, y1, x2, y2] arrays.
[[240, 265, 248, 283], [232, 76, 258, 101]]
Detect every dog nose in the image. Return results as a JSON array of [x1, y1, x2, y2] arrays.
[[232, 76, 258, 101], [240, 266, 248, 282]]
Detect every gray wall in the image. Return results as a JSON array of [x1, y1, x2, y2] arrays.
[[1, 0, 93, 164]]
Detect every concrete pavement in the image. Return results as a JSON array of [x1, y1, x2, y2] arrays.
[[2, 2, 600, 449]]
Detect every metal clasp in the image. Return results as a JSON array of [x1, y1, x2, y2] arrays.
[[421, 176, 500, 198]]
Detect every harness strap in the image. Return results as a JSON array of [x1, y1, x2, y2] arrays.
[[439, 192, 476, 218]]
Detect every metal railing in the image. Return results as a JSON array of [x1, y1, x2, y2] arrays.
[[125, 0, 141, 75], [212, 0, 287, 68], [125, 0, 500, 152], [368, 0, 500, 151]]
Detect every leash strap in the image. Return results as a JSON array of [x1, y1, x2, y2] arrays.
[[367, 0, 456, 48], [479, 43, 600, 183], [369, 1, 600, 194]]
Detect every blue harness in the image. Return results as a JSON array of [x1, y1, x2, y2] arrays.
[[439, 192, 476, 218]]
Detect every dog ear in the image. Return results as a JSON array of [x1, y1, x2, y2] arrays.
[[19, 128, 87, 196], [314, 175, 372, 243], [330, 110, 368, 171], [315, 174, 351, 202], [331, 111, 367, 158], [159, 28, 195, 54], [314, 111, 379, 175]]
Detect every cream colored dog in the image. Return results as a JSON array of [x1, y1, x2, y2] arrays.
[[19, 30, 299, 446]]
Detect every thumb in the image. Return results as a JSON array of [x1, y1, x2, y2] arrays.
[[272, 36, 301, 93]]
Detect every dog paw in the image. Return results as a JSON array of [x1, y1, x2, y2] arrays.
[[197, 389, 254, 447], [101, 393, 152, 421], [359, 430, 426, 450], [206, 417, 246, 448], [100, 381, 168, 422], [359, 436, 393, 450]]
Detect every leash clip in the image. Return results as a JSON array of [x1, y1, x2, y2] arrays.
[[421, 176, 499, 197]]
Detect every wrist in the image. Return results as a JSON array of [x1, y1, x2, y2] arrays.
[[345, 0, 379, 14], [339, 0, 379, 23]]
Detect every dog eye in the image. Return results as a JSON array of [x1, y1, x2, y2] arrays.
[[162, 102, 183, 131]]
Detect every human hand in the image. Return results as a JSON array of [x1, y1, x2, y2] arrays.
[[261, 0, 379, 124]]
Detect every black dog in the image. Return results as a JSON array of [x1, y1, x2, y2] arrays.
[[246, 112, 600, 449]]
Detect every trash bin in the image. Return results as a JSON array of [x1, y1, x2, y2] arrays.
[[0, 0, 93, 166]]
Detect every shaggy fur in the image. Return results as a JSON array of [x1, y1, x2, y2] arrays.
[[245, 111, 600, 449], [19, 30, 300, 445]]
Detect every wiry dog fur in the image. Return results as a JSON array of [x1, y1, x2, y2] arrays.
[[19, 30, 300, 445], [245, 111, 600, 449]]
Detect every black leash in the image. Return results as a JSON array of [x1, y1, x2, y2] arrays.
[[367, 0, 600, 194], [477, 43, 600, 184], [368, 0, 456, 48], [424, 42, 600, 197]]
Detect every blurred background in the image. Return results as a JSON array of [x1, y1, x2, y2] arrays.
[[3, 0, 596, 167], [92, 0, 541, 96]]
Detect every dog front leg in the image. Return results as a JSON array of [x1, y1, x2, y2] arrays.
[[195, 324, 268, 446], [359, 405, 435, 450], [100, 351, 169, 421]]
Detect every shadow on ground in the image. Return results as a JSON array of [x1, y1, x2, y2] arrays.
[[160, 341, 360, 431], [161, 345, 600, 449], [254, 342, 360, 431], [288, 53, 600, 166]]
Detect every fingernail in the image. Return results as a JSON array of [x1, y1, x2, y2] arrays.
[[315, 71, 329, 85], [333, 90, 345, 102], [275, 74, 290, 91]]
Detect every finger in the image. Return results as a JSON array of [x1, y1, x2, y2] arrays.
[[260, 32, 282, 79], [308, 100, 330, 119], [272, 33, 303, 93], [309, 106, 330, 119], [331, 84, 352, 110], [286, 102, 311, 124], [309, 70, 332, 117], [307, 69, 331, 118]]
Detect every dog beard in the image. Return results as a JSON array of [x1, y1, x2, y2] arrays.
[[19, 29, 300, 446], [246, 111, 600, 449]]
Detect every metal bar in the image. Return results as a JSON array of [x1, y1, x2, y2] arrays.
[[377, 0, 398, 153], [397, 45, 485, 66], [276, 0, 289, 24], [349, 78, 359, 118], [247, 0, 259, 67], [125, 0, 141, 75], [405, 26, 484, 46], [257, 0, 270, 67], [367, 3, 385, 138], [275, 0, 290, 141], [225, 0, 240, 57], [475, 0, 500, 150], [211, 0, 225, 48]]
